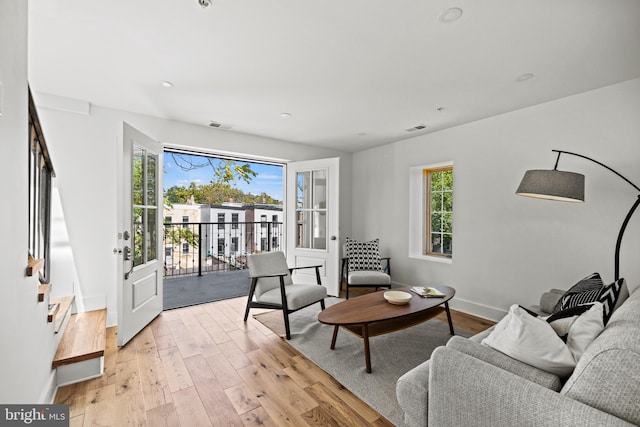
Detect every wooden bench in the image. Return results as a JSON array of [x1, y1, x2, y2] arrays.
[[52, 308, 106, 386]]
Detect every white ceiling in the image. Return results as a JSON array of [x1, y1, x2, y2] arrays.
[[28, 0, 640, 153]]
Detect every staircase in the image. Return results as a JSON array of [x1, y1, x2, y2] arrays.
[[51, 303, 107, 386]]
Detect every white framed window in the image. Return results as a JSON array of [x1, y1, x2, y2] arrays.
[[409, 161, 454, 263]]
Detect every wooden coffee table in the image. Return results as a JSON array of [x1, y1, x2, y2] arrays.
[[318, 285, 455, 373]]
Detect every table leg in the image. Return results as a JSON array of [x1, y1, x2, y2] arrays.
[[444, 301, 455, 335], [363, 324, 372, 373], [330, 326, 339, 350]]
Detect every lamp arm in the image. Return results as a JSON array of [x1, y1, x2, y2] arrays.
[[614, 195, 640, 281], [552, 149, 640, 281], [552, 149, 640, 193]]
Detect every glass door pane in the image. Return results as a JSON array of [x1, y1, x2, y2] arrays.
[[296, 169, 328, 250], [132, 146, 159, 266]]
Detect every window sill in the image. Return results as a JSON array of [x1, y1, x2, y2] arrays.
[[409, 254, 453, 264]]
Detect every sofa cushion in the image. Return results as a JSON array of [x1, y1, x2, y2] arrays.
[[482, 304, 576, 377], [447, 336, 562, 390]]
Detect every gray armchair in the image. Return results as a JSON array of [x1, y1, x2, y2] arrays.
[[243, 251, 327, 339]]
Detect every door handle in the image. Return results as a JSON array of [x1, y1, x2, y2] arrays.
[[123, 245, 135, 279]]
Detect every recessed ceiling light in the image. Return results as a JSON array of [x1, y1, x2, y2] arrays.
[[161, 81, 174, 88], [280, 112, 292, 118], [439, 8, 463, 23], [516, 73, 535, 82]]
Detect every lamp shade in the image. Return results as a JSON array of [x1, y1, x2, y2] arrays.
[[516, 169, 585, 202]]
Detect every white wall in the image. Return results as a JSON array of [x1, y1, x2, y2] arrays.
[[352, 79, 640, 320], [35, 102, 352, 326], [0, 0, 58, 403]]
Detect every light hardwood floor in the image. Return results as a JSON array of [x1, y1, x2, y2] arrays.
[[54, 294, 494, 427]]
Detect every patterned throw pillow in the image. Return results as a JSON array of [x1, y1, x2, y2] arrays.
[[553, 272, 604, 313], [598, 278, 626, 325], [345, 238, 382, 272]]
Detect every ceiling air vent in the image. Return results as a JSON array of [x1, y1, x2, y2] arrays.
[[209, 121, 232, 130], [406, 124, 429, 132]]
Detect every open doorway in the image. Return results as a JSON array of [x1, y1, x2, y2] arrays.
[[162, 148, 284, 310]]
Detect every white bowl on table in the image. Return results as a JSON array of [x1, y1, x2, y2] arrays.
[[383, 290, 412, 305]]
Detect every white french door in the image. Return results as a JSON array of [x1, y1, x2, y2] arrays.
[[286, 157, 340, 296], [117, 123, 163, 346]]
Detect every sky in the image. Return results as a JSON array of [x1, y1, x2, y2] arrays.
[[163, 152, 284, 201]]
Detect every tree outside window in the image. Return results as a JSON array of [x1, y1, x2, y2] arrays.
[[425, 167, 453, 257]]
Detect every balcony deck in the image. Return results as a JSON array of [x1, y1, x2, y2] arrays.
[[163, 268, 250, 310]]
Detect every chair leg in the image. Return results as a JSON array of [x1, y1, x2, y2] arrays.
[[320, 299, 326, 310], [244, 278, 258, 321], [346, 284, 350, 300], [283, 311, 292, 340]]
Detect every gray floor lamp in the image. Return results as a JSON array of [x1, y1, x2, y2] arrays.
[[516, 149, 640, 281]]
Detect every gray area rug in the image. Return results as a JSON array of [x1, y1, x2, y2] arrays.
[[254, 298, 472, 426], [163, 269, 250, 310]]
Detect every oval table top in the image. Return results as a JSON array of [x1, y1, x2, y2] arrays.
[[318, 285, 455, 326]]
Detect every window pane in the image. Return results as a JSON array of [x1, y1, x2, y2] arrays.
[[296, 211, 309, 248], [147, 207, 157, 262], [431, 171, 443, 191], [443, 212, 453, 233], [312, 170, 327, 209], [312, 211, 326, 250], [443, 191, 453, 211], [297, 171, 310, 209], [133, 207, 144, 266], [133, 147, 144, 205], [431, 233, 443, 254], [442, 170, 453, 191], [146, 153, 157, 205], [431, 192, 443, 212], [443, 234, 452, 255], [431, 212, 442, 233]]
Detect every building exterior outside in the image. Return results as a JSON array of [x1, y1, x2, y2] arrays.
[[163, 200, 283, 276]]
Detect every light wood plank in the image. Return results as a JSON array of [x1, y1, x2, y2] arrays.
[[83, 384, 116, 427], [146, 402, 180, 427], [158, 346, 194, 393], [183, 354, 245, 426], [172, 386, 213, 427]]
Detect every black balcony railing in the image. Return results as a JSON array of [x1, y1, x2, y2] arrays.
[[163, 221, 283, 278]]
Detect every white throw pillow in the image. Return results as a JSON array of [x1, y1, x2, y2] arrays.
[[482, 304, 576, 377], [565, 302, 604, 362]]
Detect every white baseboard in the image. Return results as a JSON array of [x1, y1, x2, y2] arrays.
[[447, 297, 506, 322], [391, 281, 507, 322], [40, 370, 58, 404]]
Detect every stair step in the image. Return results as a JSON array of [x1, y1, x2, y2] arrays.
[[52, 308, 106, 368]]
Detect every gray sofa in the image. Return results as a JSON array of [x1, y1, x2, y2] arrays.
[[396, 286, 640, 426]]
